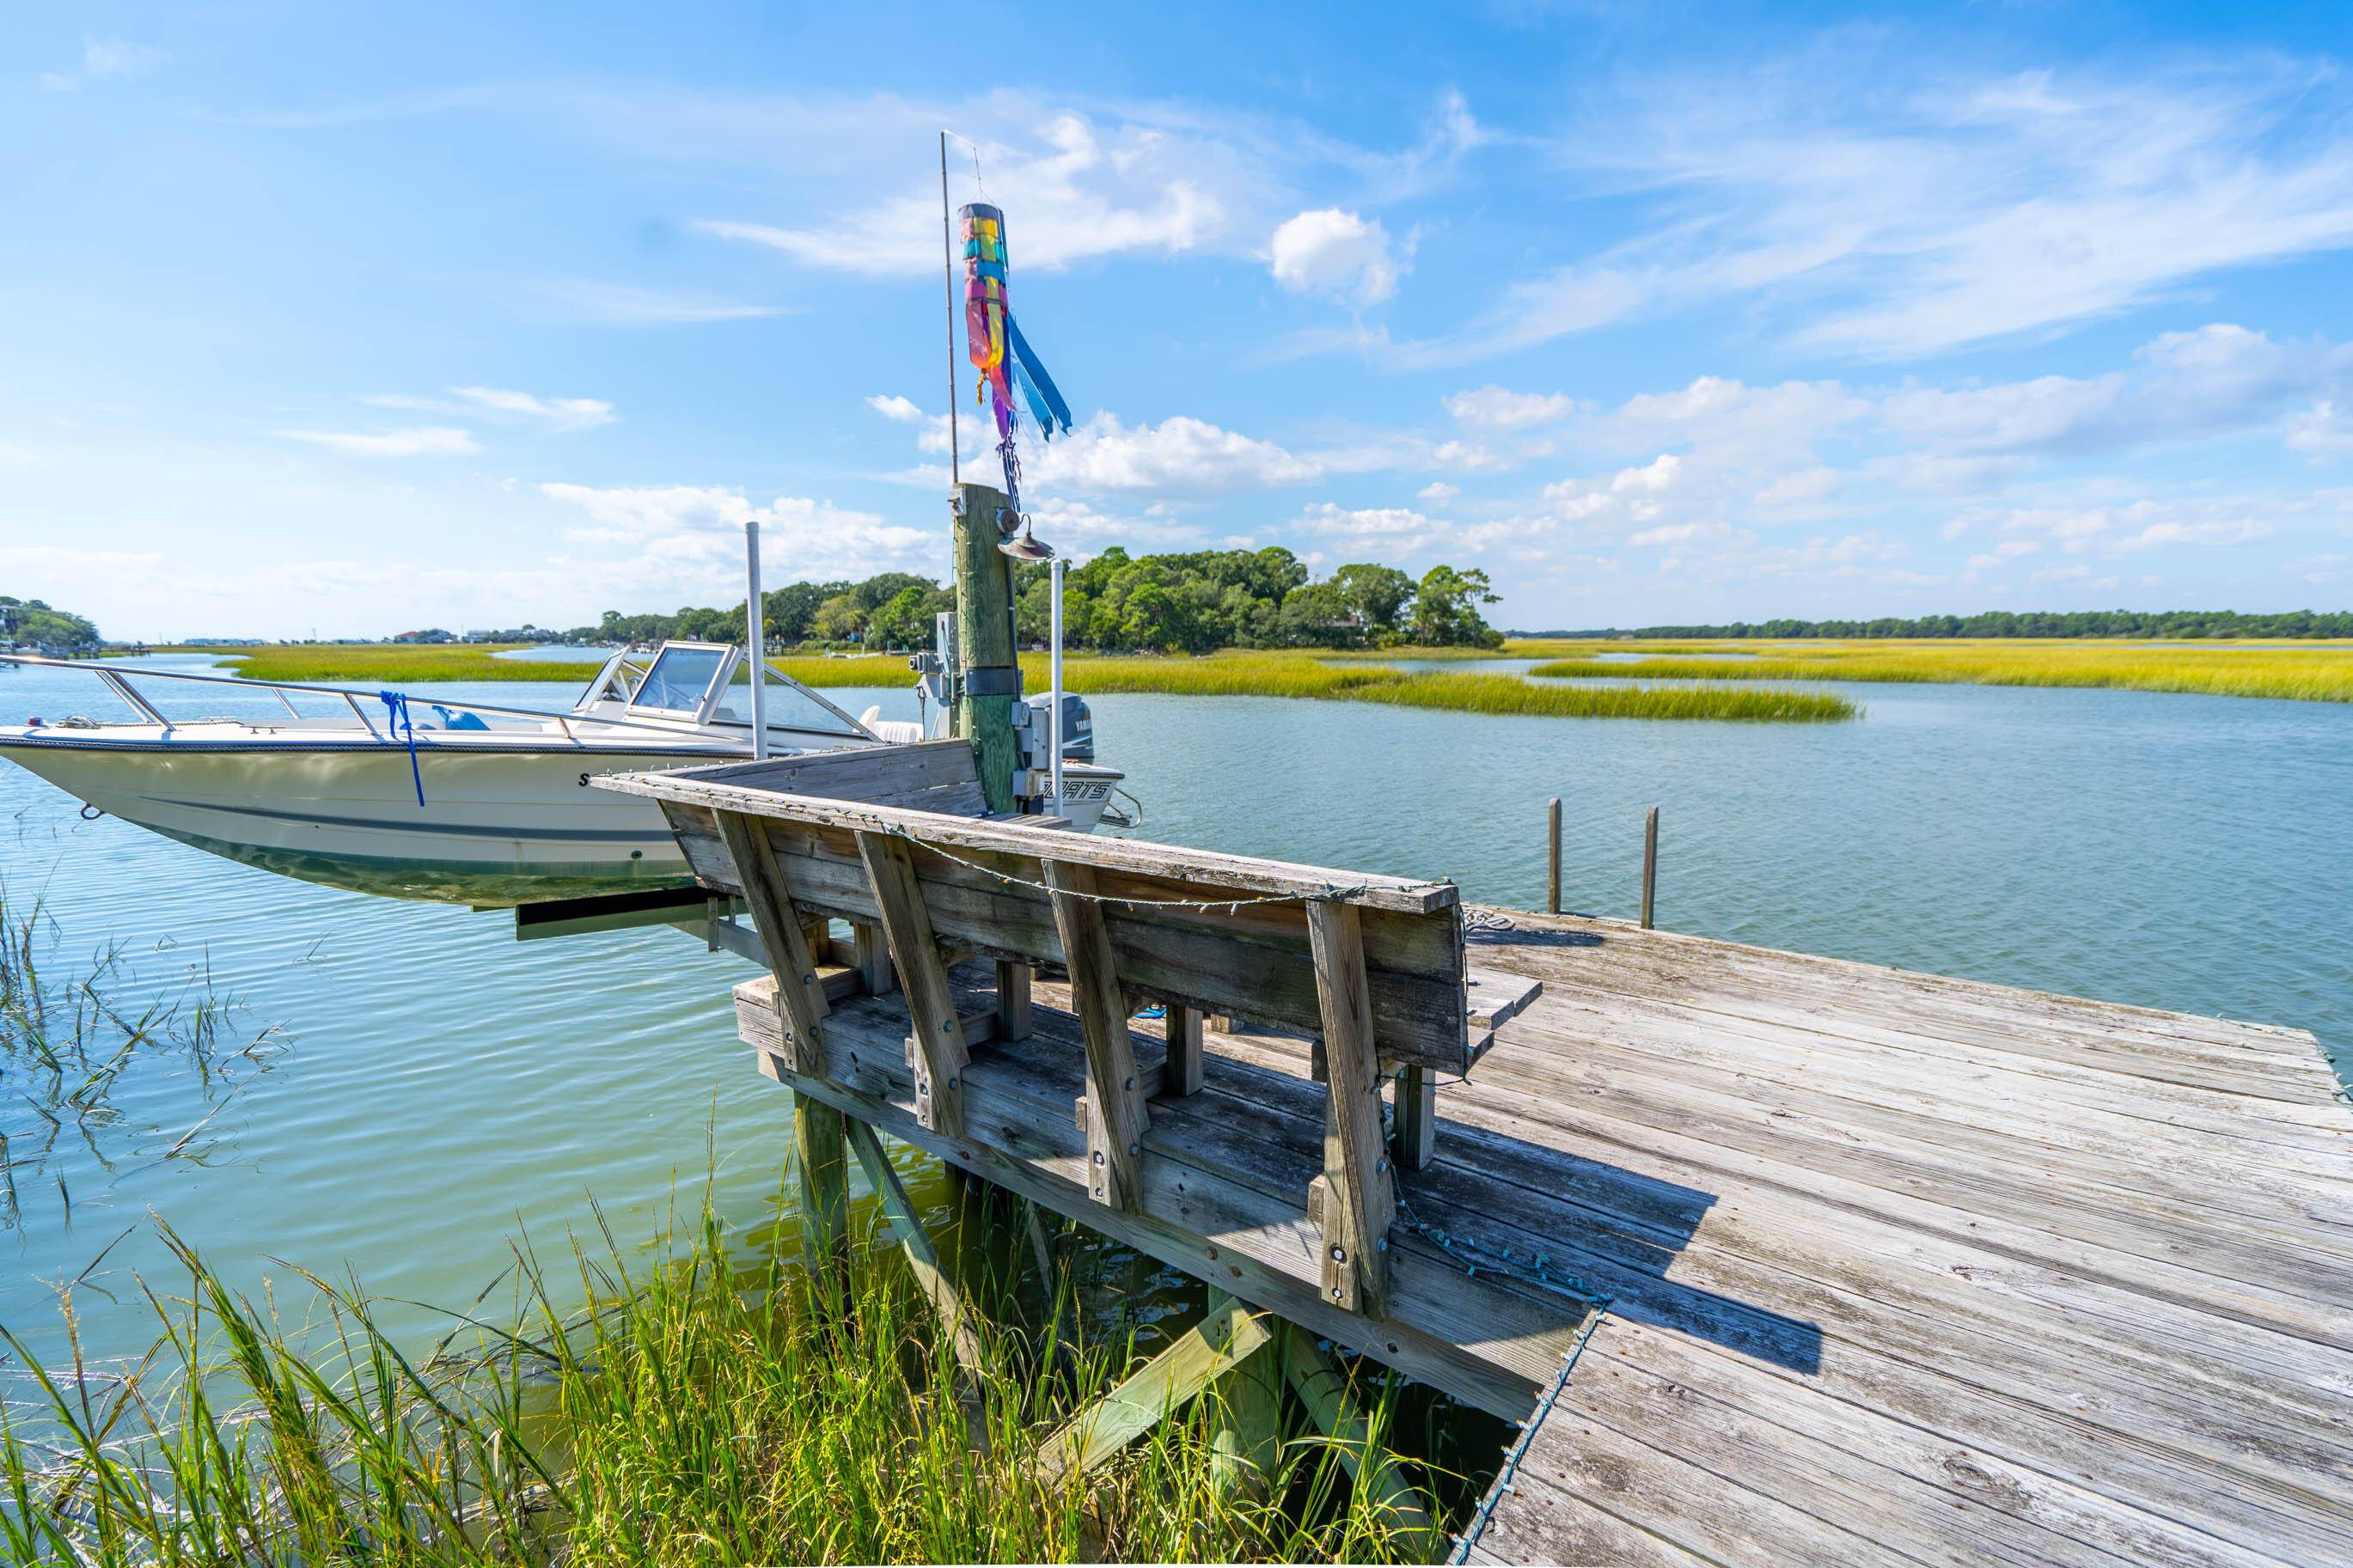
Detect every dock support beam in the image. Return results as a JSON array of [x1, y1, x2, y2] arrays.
[[1038, 1296, 1272, 1481], [845, 1120, 985, 1375], [794, 1095, 851, 1286], [1205, 1289, 1283, 1502]]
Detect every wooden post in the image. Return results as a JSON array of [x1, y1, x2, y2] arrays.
[[1205, 1288, 1283, 1502], [951, 480, 1021, 815], [1641, 804, 1659, 930], [1392, 1064, 1436, 1172], [1164, 1004, 1203, 1097], [995, 960, 1033, 1040], [854, 832, 968, 1139], [853, 921, 895, 995], [1305, 899, 1392, 1318], [1045, 860, 1150, 1211], [1546, 796, 1562, 915], [794, 1094, 850, 1286]]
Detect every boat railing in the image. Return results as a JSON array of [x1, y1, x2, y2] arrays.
[[0, 653, 704, 747]]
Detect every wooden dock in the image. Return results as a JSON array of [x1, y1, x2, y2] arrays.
[[602, 750, 2351, 1567]]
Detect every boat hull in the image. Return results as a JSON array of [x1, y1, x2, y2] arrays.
[[0, 736, 717, 905]]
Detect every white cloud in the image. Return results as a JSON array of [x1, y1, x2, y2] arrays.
[[447, 386, 615, 430], [866, 394, 925, 423], [545, 281, 789, 325], [1297, 503, 1432, 546], [1444, 387, 1578, 430], [2288, 400, 2353, 456], [1610, 454, 1682, 493], [41, 39, 163, 92], [1416, 481, 1460, 506], [538, 483, 938, 581], [276, 426, 481, 458], [1987, 498, 2277, 557], [1269, 209, 1399, 306], [1025, 412, 1322, 494]]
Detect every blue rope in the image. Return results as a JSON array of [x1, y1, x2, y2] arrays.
[[378, 691, 425, 806]]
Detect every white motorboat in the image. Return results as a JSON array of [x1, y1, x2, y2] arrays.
[[0, 643, 1128, 905]]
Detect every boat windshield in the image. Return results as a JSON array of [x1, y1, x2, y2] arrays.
[[718, 660, 869, 737], [630, 646, 730, 714]]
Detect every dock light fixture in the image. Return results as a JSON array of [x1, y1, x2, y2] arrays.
[[995, 511, 1054, 562]]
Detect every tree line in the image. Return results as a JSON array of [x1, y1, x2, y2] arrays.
[[0, 596, 103, 654], [565, 548, 1506, 653], [1531, 609, 2353, 641]]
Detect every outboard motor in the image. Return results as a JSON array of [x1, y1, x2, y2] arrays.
[[1016, 691, 1094, 765]]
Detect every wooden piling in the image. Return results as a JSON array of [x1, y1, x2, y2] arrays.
[[1545, 796, 1562, 915], [950, 481, 1021, 815], [1204, 1288, 1283, 1503], [793, 1093, 850, 1285], [1640, 804, 1659, 930]]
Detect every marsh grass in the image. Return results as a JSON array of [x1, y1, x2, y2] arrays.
[[1526, 641, 2353, 703], [0, 1187, 1452, 1565], [192, 644, 1850, 722], [0, 888, 287, 1229]]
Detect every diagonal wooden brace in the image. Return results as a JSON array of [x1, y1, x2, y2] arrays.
[[714, 811, 832, 1075], [854, 831, 968, 1139], [1044, 859, 1150, 1212], [1306, 898, 1393, 1318], [1037, 1296, 1272, 1480]]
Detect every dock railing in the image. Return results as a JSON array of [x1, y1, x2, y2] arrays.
[[602, 740, 1509, 1321]]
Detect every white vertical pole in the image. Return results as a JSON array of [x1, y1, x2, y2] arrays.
[[1049, 556, 1065, 815], [745, 519, 768, 760]]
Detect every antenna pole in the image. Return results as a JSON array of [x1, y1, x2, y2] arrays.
[[940, 131, 960, 490], [745, 519, 768, 760]]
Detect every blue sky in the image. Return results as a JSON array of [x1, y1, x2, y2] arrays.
[[8, 2, 2353, 638]]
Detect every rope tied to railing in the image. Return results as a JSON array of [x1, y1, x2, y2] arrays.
[[377, 692, 425, 807]]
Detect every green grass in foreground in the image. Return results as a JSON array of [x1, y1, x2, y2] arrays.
[[0, 1194, 1446, 1565], [186, 644, 1854, 721], [1525, 640, 2353, 703]]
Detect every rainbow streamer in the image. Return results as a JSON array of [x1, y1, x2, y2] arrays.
[[961, 203, 1072, 509]]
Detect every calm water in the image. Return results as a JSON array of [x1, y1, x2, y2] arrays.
[[1, 655, 2344, 1370]]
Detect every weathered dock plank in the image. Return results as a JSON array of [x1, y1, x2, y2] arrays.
[[1457, 912, 2350, 1567], [626, 762, 2347, 1566]]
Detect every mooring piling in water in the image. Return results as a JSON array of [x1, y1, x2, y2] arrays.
[[1641, 802, 1659, 930], [1544, 796, 1561, 915], [597, 741, 2353, 1566]]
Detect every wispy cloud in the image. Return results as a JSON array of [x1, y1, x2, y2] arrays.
[[449, 386, 614, 429], [545, 281, 790, 325], [40, 40, 164, 94], [1384, 55, 2353, 366], [276, 426, 481, 458], [361, 387, 615, 429]]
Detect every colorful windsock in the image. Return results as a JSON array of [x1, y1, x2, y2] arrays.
[[961, 203, 1072, 512]]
